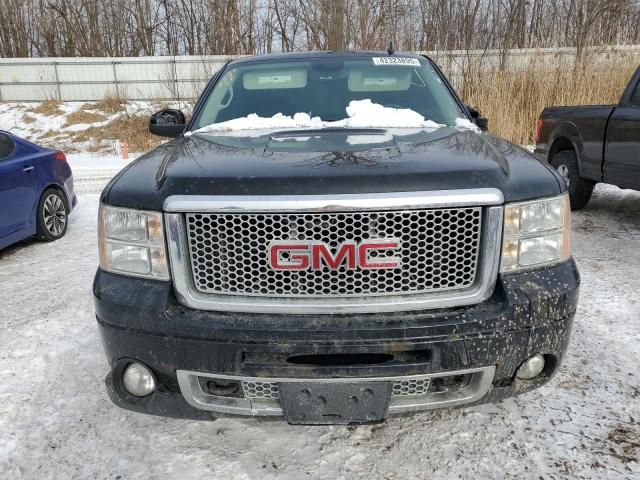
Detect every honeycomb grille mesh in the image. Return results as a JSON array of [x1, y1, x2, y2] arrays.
[[240, 380, 431, 399], [185, 208, 482, 297], [392, 379, 431, 396], [242, 381, 279, 399]]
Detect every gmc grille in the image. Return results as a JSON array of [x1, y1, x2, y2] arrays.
[[184, 208, 483, 297]]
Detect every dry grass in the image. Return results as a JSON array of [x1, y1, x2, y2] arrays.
[[72, 114, 158, 152], [458, 57, 638, 145], [29, 99, 63, 116], [62, 110, 107, 127], [81, 94, 126, 114], [54, 93, 162, 152], [22, 113, 36, 124], [65, 93, 163, 153], [38, 130, 62, 139]]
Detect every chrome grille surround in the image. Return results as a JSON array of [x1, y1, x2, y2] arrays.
[[164, 189, 504, 314]]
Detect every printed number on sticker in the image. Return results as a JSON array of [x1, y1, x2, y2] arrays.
[[372, 57, 420, 67]]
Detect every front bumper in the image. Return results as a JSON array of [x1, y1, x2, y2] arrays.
[[94, 259, 579, 422]]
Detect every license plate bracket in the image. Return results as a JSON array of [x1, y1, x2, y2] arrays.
[[278, 381, 392, 425]]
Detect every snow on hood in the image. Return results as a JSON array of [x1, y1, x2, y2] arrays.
[[188, 100, 479, 136], [346, 133, 394, 145], [190, 112, 324, 134], [454, 117, 481, 132], [327, 99, 444, 130]]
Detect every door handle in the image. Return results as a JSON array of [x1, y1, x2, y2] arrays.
[[22, 166, 34, 173]]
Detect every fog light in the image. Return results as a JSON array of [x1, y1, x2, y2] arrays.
[[123, 362, 156, 396], [516, 353, 546, 380]]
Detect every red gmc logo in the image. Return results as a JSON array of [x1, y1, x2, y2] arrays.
[[268, 239, 401, 271]]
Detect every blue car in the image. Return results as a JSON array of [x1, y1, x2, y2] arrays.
[[0, 131, 77, 250]]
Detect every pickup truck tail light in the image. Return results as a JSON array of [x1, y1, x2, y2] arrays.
[[500, 194, 571, 272], [98, 205, 169, 280], [535, 119, 544, 143]]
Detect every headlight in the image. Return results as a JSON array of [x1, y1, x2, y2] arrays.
[[98, 205, 169, 279], [501, 194, 570, 272]]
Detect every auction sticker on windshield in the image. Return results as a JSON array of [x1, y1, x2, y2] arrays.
[[372, 57, 420, 66]]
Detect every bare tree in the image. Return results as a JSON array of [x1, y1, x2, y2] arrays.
[[1, 0, 639, 58]]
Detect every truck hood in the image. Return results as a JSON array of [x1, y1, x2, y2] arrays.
[[103, 127, 562, 210]]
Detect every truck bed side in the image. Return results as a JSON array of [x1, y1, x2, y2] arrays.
[[535, 105, 616, 182]]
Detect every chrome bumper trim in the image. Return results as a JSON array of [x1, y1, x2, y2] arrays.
[[176, 366, 496, 417]]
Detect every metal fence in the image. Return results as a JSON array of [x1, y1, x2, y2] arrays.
[[1, 45, 639, 102], [0, 55, 232, 102]]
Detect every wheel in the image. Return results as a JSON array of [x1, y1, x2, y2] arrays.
[[36, 189, 68, 241], [550, 150, 595, 210]]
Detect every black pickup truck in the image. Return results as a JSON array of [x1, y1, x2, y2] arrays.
[[536, 66, 640, 209], [94, 51, 579, 425]]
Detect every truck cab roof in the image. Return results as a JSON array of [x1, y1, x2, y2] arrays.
[[227, 51, 428, 66]]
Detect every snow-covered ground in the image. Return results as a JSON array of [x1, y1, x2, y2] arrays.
[[0, 167, 638, 478], [0, 101, 188, 155], [0, 101, 157, 144], [67, 153, 136, 194]]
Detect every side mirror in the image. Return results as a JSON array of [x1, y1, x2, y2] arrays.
[[149, 109, 186, 138], [475, 117, 489, 131], [466, 105, 489, 132]]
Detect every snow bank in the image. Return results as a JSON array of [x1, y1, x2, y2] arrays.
[[190, 100, 483, 135]]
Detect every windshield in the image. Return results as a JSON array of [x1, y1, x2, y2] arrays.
[[192, 56, 465, 131]]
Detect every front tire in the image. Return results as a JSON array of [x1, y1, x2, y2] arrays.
[[36, 189, 69, 241], [550, 151, 594, 210]]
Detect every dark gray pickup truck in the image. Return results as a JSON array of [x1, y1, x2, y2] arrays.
[[536, 66, 640, 209], [94, 51, 579, 425]]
